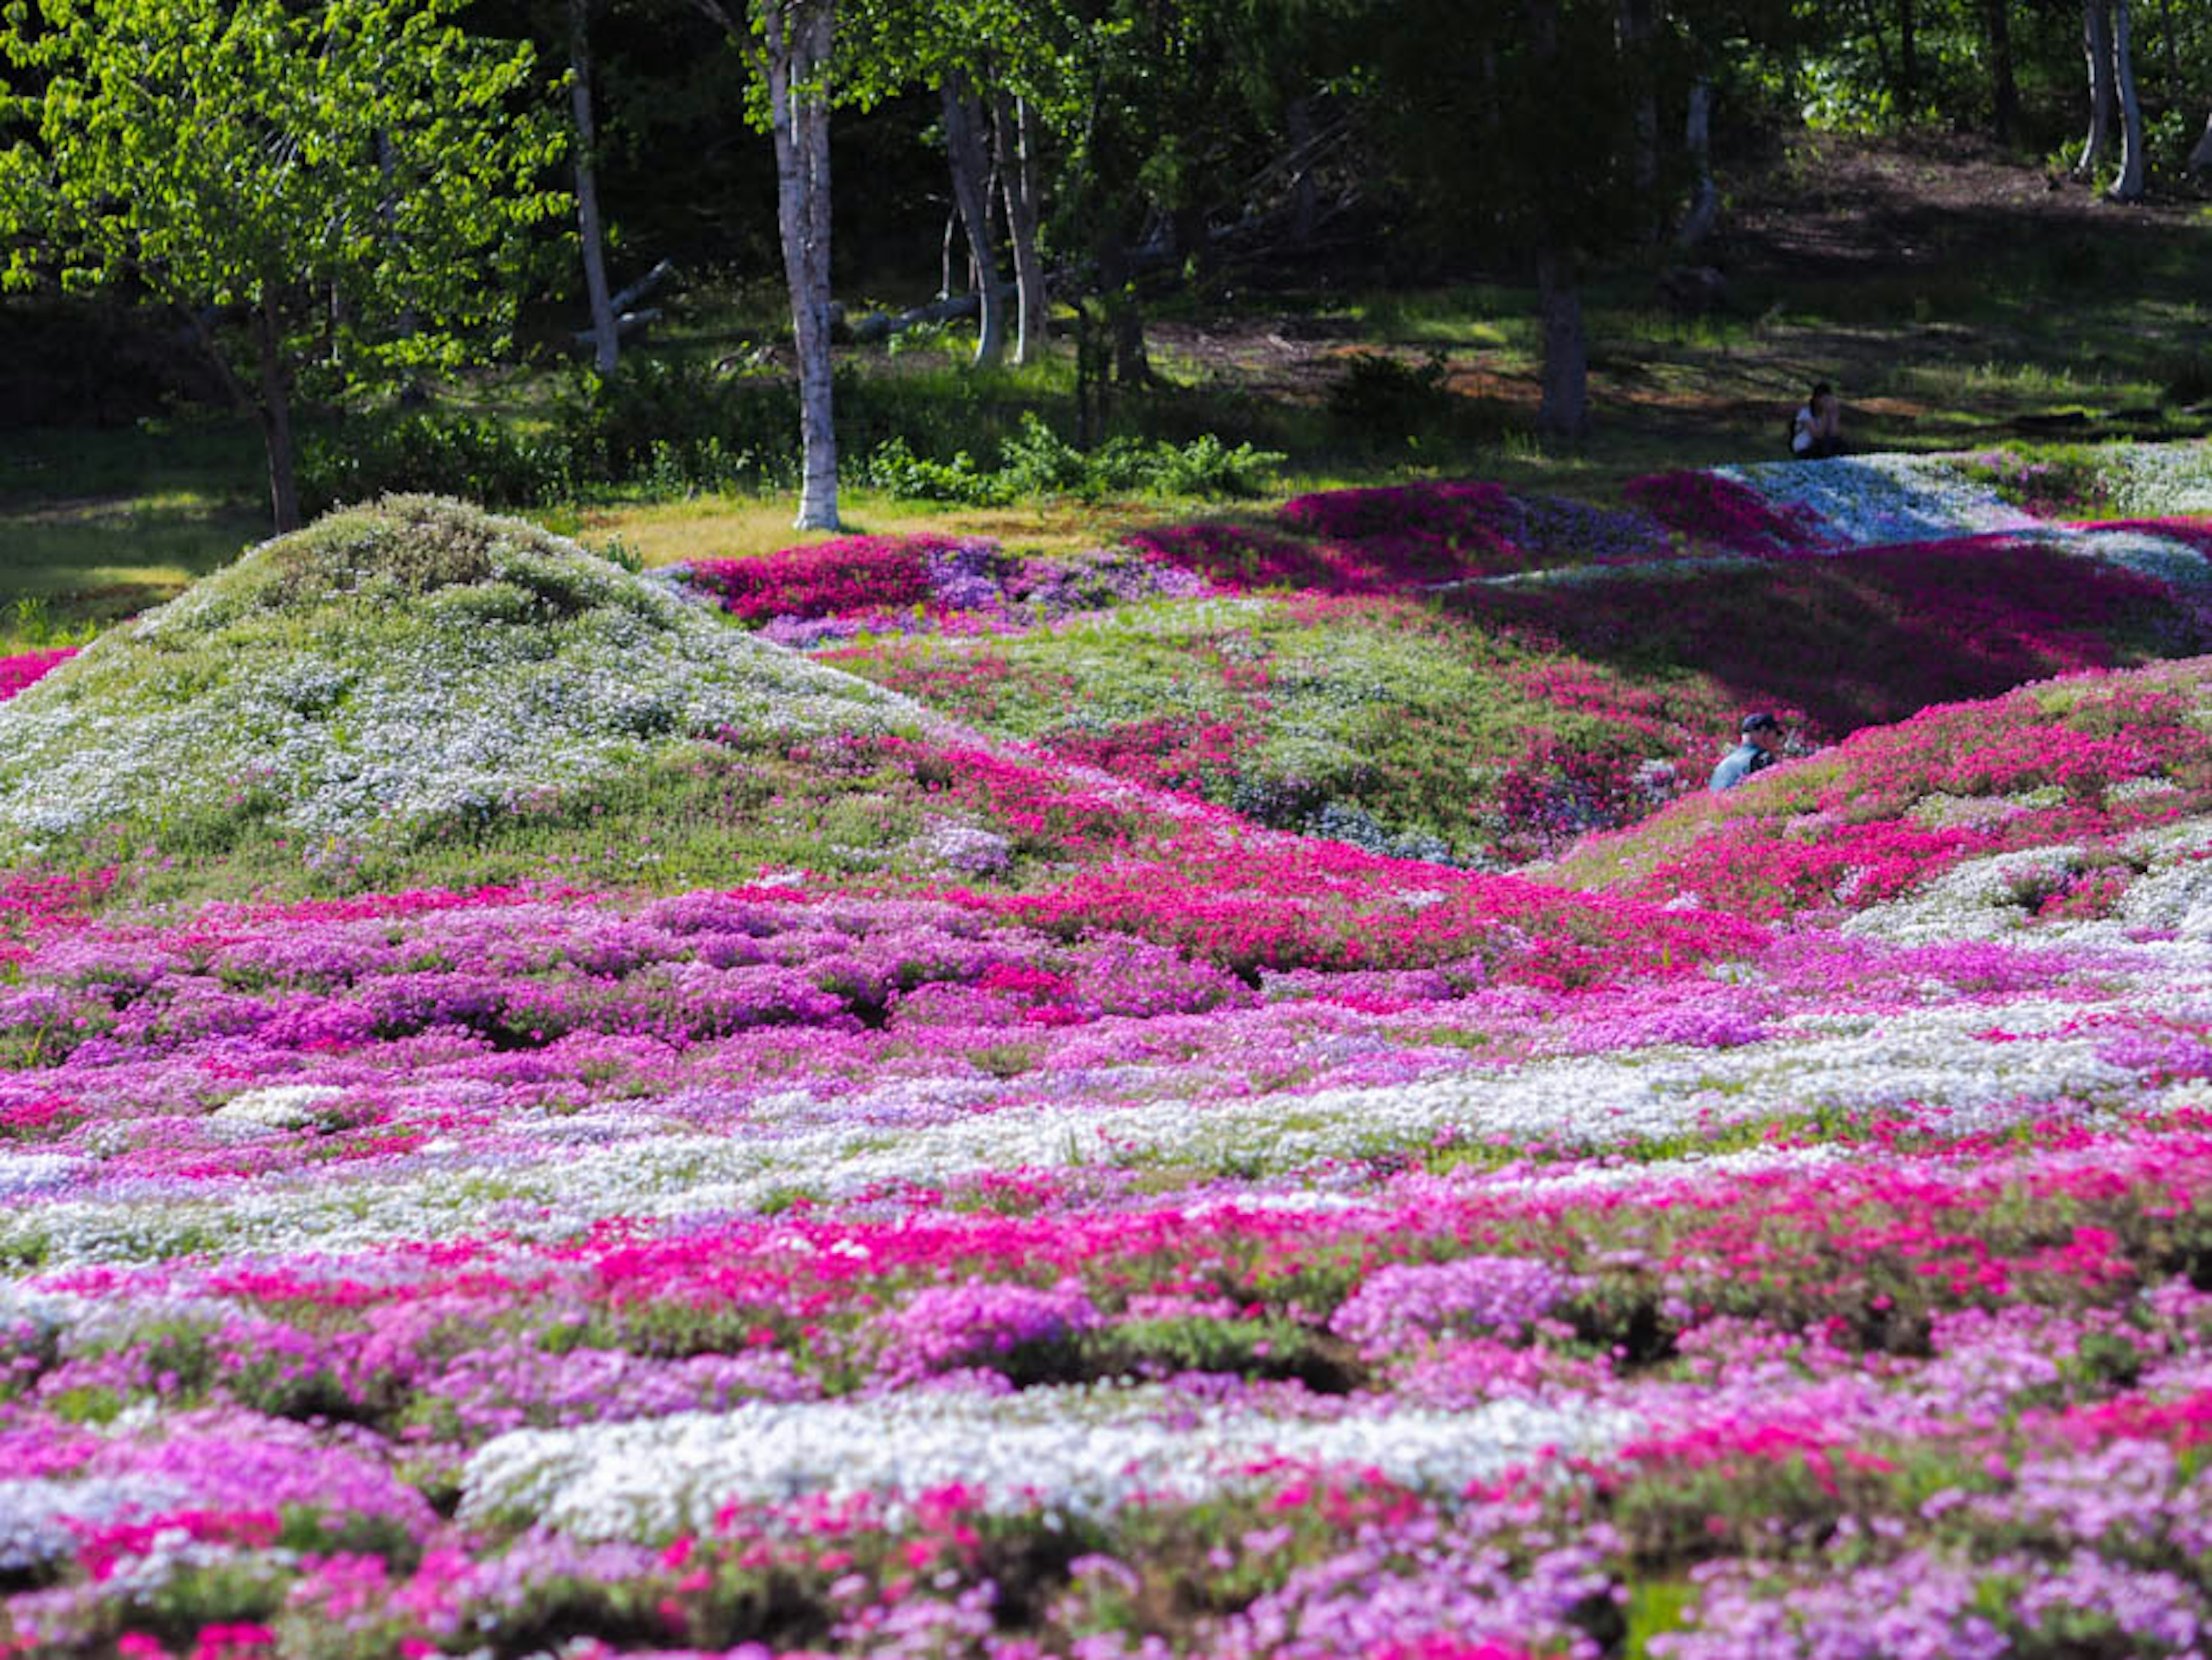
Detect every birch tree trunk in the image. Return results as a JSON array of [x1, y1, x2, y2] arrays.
[[570, 0, 619, 376], [766, 1, 838, 530], [2077, 0, 2115, 178], [684, 0, 839, 528], [1675, 77, 1721, 250], [2192, 113, 2212, 174], [991, 92, 1048, 365], [2109, 0, 2146, 200], [940, 68, 1005, 367]]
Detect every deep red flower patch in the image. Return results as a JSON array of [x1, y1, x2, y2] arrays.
[[1621, 470, 1830, 556], [683, 535, 951, 621]]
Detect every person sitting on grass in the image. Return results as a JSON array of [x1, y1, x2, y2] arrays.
[[1712, 712, 1786, 791], [1790, 383, 1843, 459]]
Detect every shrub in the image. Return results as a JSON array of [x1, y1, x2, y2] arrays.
[[1325, 350, 1459, 443], [299, 415, 573, 515]]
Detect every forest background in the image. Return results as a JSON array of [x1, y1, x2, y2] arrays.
[[1, 0, 2209, 642]]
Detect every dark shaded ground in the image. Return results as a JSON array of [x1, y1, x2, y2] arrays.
[[1136, 133, 2212, 466]]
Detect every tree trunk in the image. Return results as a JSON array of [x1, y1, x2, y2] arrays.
[[254, 300, 302, 532], [1899, 0, 1918, 109], [1857, 0, 1895, 105], [570, 0, 619, 376], [374, 127, 418, 340], [1286, 94, 1319, 245], [1619, 0, 1660, 239], [1525, 0, 1585, 441], [991, 92, 1048, 365], [1984, 0, 2018, 142], [1535, 248, 1588, 441], [1095, 230, 1150, 387], [2192, 112, 2212, 175], [2078, 0, 2115, 177], [940, 69, 1005, 367], [766, 1, 838, 531], [1172, 204, 1211, 274], [1675, 77, 1721, 249], [2109, 0, 2146, 199]]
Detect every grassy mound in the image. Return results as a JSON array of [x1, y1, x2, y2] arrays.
[[0, 498, 935, 883]]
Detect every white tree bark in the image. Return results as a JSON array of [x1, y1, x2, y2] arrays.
[[991, 91, 1048, 366], [685, 0, 839, 529], [2077, 0, 2115, 177], [2109, 0, 2146, 201], [570, 0, 619, 376], [940, 67, 1005, 368], [2192, 112, 2212, 173], [763, 1, 838, 530], [1675, 77, 1720, 251]]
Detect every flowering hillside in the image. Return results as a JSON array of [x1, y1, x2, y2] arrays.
[[7, 457, 2212, 1657], [676, 443, 2212, 864]]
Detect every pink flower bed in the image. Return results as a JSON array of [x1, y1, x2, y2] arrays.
[[681, 535, 944, 621], [1127, 481, 1670, 596], [15, 473, 2212, 1652], [0, 646, 77, 701]]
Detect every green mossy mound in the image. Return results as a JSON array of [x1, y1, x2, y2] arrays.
[[0, 497, 934, 878]]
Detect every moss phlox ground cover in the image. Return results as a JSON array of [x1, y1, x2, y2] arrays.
[[8, 457, 2212, 1655], [658, 444, 2212, 865]]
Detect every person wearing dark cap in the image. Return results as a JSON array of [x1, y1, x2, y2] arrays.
[[1711, 712, 1785, 791]]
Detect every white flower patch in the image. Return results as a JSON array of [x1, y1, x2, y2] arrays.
[[1845, 823, 2212, 949], [210, 1084, 345, 1135], [2100, 443, 2212, 518], [0, 529, 951, 856], [0, 1155, 92, 1200], [0, 1283, 96, 1340], [2061, 527, 2212, 592], [460, 1386, 1636, 1535], [1719, 454, 2041, 547], [0, 1476, 195, 1572]]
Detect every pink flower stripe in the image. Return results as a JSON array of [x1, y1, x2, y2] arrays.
[[0, 646, 76, 701]]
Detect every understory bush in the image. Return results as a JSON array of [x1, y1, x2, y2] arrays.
[[857, 413, 1283, 504], [305, 373, 1281, 513]]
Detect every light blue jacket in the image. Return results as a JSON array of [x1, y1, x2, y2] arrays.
[[1710, 742, 1772, 792]]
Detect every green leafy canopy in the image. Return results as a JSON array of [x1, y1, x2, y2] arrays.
[[0, 0, 567, 381]]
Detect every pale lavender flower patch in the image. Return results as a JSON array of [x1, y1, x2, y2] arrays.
[[873, 1279, 1104, 1384], [1653, 1548, 2206, 1659], [1330, 1257, 1587, 1353]]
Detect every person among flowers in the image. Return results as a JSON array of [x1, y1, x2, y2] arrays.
[[1711, 711, 1786, 791], [1790, 383, 1843, 459]]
